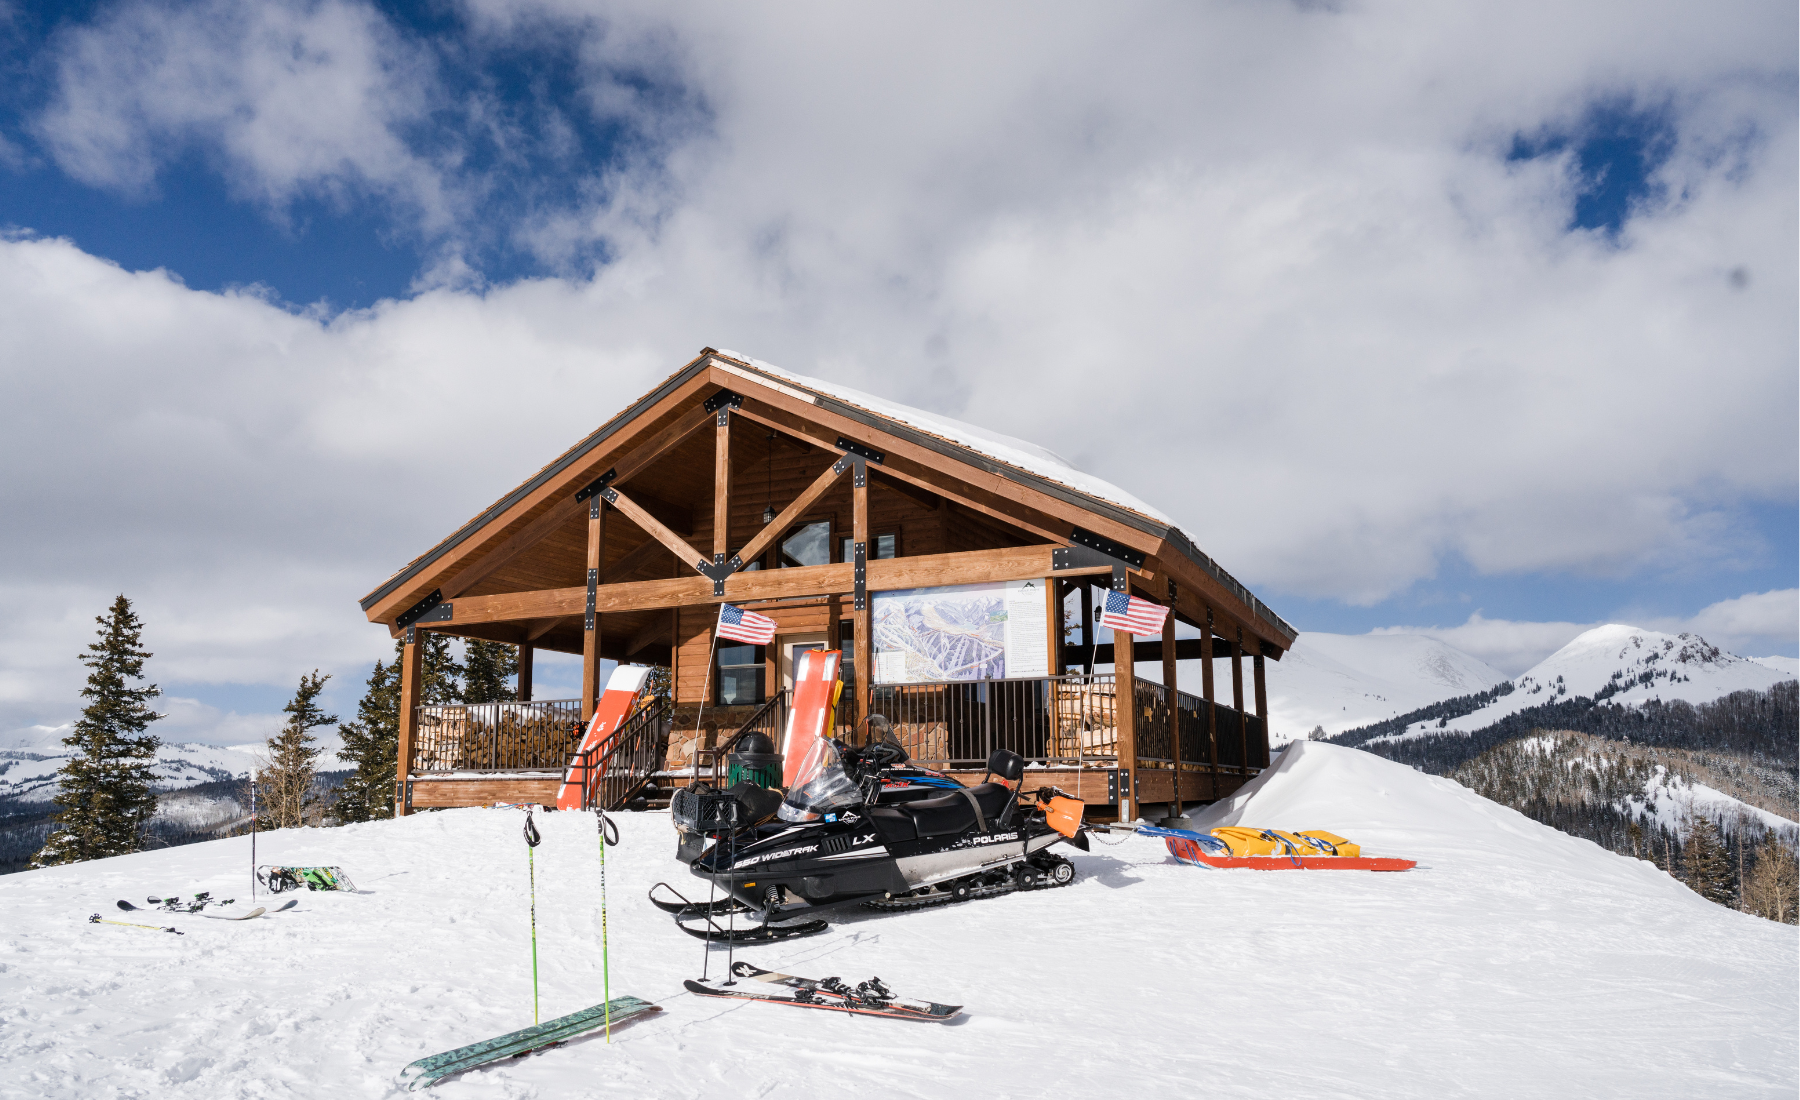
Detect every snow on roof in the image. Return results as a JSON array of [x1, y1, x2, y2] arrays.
[[716, 350, 1173, 525], [716, 350, 1295, 642]]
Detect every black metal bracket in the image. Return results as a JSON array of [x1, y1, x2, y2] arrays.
[[697, 555, 739, 597], [1167, 577, 1178, 604], [396, 589, 447, 630], [853, 540, 867, 610], [1107, 770, 1119, 804], [403, 780, 414, 813], [585, 567, 598, 630], [574, 469, 617, 503], [1051, 545, 1130, 592], [404, 625, 415, 645], [703, 390, 745, 413], [835, 437, 884, 464], [1068, 525, 1145, 567]]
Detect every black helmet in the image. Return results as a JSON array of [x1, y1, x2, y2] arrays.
[[735, 730, 776, 755]]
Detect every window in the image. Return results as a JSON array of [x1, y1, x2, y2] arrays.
[[839, 532, 897, 563], [838, 622, 856, 690], [779, 521, 831, 568], [716, 644, 765, 705]]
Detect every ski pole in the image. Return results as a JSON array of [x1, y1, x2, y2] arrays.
[[597, 807, 620, 1041], [525, 807, 542, 1025], [90, 913, 182, 935], [250, 775, 257, 901]]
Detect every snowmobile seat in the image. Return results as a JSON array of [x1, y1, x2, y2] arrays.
[[866, 806, 918, 844], [891, 783, 1015, 838]]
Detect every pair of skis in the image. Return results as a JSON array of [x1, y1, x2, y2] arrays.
[[257, 865, 354, 893], [686, 963, 962, 1022], [116, 898, 294, 919]]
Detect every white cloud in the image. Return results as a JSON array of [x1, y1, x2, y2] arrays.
[[1372, 589, 1800, 675], [34, 0, 450, 226], [1, 0, 1793, 736]]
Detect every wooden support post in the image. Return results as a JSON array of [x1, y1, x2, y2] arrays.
[[1202, 607, 1218, 794], [1162, 590, 1179, 812], [517, 644, 533, 702], [1253, 648, 1269, 769], [395, 632, 423, 817], [1080, 584, 1095, 675], [581, 497, 605, 721], [1232, 625, 1247, 773], [852, 462, 872, 729], [1115, 628, 1137, 822], [1047, 579, 1065, 677], [713, 404, 732, 562]]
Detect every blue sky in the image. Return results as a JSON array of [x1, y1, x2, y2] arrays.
[[0, 0, 1793, 738]]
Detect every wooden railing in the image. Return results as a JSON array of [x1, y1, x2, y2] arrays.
[[410, 699, 584, 773]]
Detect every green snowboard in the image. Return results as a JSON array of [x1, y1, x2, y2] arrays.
[[398, 996, 661, 1091], [257, 865, 354, 893]]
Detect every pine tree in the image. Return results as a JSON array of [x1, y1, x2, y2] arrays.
[[1743, 837, 1798, 924], [31, 596, 165, 867], [260, 671, 338, 829], [1681, 816, 1734, 905], [462, 641, 518, 704], [330, 634, 464, 824], [419, 633, 464, 705], [333, 657, 400, 823]]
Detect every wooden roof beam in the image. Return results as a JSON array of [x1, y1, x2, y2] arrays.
[[439, 544, 1110, 625], [433, 398, 715, 603]]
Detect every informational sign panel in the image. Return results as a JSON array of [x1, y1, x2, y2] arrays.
[[872, 579, 1049, 683]]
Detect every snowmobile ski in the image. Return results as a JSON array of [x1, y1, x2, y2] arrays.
[[257, 865, 355, 892], [199, 906, 267, 920], [397, 996, 661, 1091], [648, 881, 749, 917], [675, 915, 831, 944], [685, 963, 960, 1021], [90, 913, 182, 934]]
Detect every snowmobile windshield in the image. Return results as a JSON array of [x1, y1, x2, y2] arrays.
[[777, 740, 864, 823]]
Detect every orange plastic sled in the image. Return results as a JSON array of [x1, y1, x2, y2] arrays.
[[555, 665, 653, 810]]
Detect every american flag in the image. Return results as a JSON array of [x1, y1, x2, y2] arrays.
[[716, 602, 777, 645], [1098, 590, 1169, 636]]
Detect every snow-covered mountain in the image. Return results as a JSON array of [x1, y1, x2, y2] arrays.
[[1260, 632, 1508, 741], [2, 742, 1793, 1097], [1752, 655, 1800, 678], [1376, 625, 1794, 743], [0, 740, 257, 804]]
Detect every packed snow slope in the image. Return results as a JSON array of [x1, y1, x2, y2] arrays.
[[4, 743, 1794, 1100], [1373, 625, 1794, 743], [1259, 632, 1507, 741]]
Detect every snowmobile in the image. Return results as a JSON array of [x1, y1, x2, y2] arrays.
[[657, 735, 1090, 942]]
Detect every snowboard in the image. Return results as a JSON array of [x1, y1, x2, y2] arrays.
[[257, 865, 355, 893], [397, 996, 662, 1091], [685, 963, 961, 1021]]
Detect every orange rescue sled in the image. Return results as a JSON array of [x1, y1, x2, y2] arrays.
[[1138, 825, 1416, 871], [555, 664, 653, 810]]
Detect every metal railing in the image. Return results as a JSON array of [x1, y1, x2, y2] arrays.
[[697, 690, 789, 786], [867, 673, 1116, 769], [410, 699, 584, 773], [864, 673, 1265, 774], [566, 700, 670, 811]]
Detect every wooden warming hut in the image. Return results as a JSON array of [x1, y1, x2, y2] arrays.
[[358, 349, 1296, 822]]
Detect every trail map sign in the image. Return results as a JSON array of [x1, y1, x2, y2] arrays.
[[871, 580, 1049, 683]]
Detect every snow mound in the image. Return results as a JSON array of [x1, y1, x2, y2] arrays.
[[3, 741, 1794, 1098], [1263, 632, 1507, 740], [1377, 625, 1792, 742]]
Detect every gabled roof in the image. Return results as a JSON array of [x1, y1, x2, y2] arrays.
[[359, 349, 1296, 646]]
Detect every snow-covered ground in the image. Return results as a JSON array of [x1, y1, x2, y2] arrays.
[[3, 743, 1794, 1098], [1256, 632, 1507, 741], [1752, 655, 1800, 678], [1373, 625, 1794, 743]]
